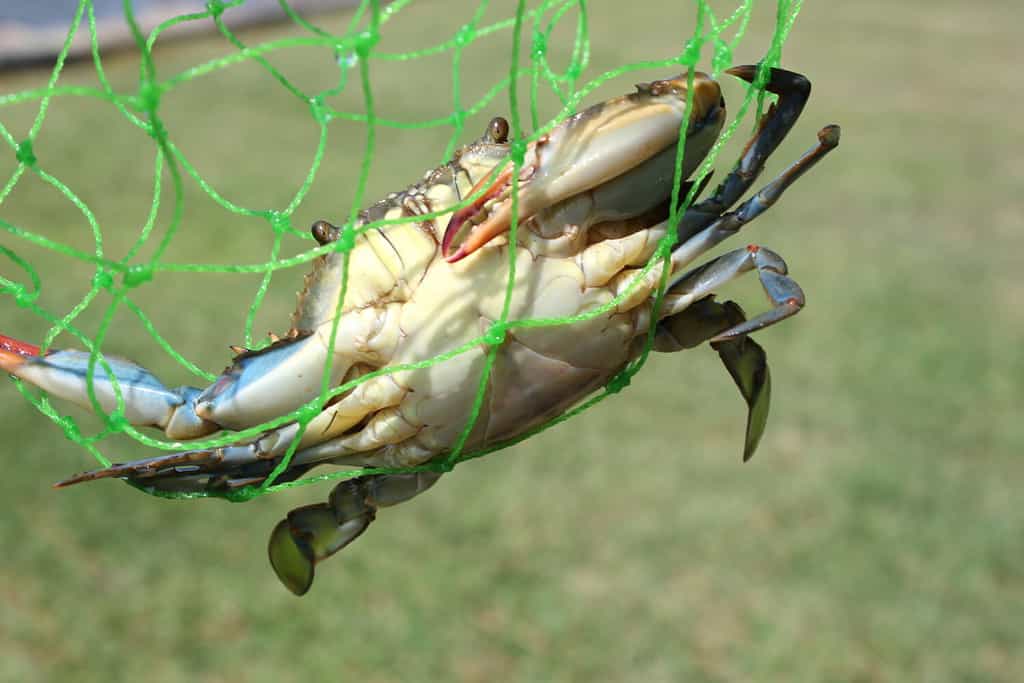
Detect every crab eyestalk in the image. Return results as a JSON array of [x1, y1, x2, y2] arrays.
[[442, 72, 725, 262]]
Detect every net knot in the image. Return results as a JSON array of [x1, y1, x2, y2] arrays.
[[712, 38, 732, 74], [655, 236, 673, 260], [9, 284, 36, 309], [531, 29, 547, 58], [136, 80, 162, 113], [57, 415, 81, 443], [15, 139, 36, 167], [308, 96, 330, 124], [105, 412, 129, 433], [295, 402, 321, 424], [606, 369, 632, 394], [205, 0, 226, 18], [509, 139, 527, 166], [454, 24, 474, 48], [483, 321, 507, 346], [353, 30, 379, 58], [123, 264, 154, 288], [336, 224, 356, 254], [679, 38, 702, 66], [269, 211, 291, 234], [223, 486, 260, 502], [92, 269, 114, 291]]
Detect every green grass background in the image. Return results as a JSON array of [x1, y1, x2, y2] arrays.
[[1, 1, 1021, 680]]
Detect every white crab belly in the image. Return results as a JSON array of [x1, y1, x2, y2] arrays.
[[389, 244, 637, 454]]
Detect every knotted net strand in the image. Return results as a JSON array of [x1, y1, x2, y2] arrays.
[[0, 0, 802, 502]]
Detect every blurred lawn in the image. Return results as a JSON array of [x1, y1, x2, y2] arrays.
[[1, 1, 1022, 681]]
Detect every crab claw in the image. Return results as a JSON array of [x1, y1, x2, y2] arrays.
[[0, 332, 216, 439], [440, 164, 515, 258], [443, 72, 726, 262]]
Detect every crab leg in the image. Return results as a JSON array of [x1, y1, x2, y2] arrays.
[[52, 438, 277, 488], [676, 65, 815, 244], [0, 302, 392, 446], [193, 304, 402, 431], [612, 118, 837, 314], [52, 371, 410, 489], [659, 245, 804, 342], [672, 124, 839, 265], [651, 296, 737, 351], [0, 332, 337, 437], [268, 471, 441, 595]]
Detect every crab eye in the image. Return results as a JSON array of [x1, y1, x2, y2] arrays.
[[310, 220, 340, 246], [487, 117, 510, 144]]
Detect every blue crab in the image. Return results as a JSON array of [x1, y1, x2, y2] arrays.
[[0, 66, 839, 594]]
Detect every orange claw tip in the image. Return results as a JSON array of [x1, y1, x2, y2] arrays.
[[441, 208, 470, 258], [444, 244, 469, 264], [443, 211, 511, 264], [443, 199, 516, 264], [0, 333, 41, 358], [0, 333, 41, 372]]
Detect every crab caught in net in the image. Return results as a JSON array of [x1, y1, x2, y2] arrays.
[[1, 61, 838, 594]]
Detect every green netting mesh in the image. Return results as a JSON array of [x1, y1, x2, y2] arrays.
[[0, 0, 801, 502]]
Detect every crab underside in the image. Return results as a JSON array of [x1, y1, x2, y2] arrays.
[[0, 65, 839, 594]]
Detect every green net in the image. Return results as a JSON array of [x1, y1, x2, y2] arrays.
[[0, 0, 802, 502]]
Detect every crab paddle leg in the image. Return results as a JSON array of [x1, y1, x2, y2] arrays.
[[268, 471, 441, 595], [713, 333, 771, 461], [651, 298, 771, 461]]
